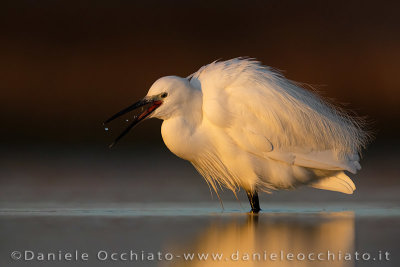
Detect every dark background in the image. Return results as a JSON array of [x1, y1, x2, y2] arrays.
[[0, 0, 399, 149]]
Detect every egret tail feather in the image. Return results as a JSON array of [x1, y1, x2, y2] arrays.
[[310, 172, 356, 194]]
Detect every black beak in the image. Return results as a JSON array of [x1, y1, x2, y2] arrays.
[[104, 97, 162, 148]]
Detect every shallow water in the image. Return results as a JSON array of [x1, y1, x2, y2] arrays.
[[1, 202, 399, 217], [0, 148, 399, 266], [0, 203, 399, 267]]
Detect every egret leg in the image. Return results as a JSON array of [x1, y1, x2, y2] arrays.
[[246, 190, 261, 213]]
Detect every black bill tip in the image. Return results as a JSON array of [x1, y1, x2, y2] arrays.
[[104, 95, 164, 149], [108, 142, 116, 149]]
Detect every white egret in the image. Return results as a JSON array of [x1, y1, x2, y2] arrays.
[[104, 58, 369, 213]]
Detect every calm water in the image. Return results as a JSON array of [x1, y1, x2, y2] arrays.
[[0, 203, 399, 267], [0, 147, 399, 266]]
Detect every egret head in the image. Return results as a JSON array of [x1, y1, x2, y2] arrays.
[[146, 76, 193, 120], [104, 76, 191, 148]]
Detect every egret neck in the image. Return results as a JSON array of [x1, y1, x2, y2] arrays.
[[157, 79, 204, 161]]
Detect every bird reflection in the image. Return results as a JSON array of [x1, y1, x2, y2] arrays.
[[167, 212, 354, 267]]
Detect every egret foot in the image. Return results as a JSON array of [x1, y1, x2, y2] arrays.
[[246, 190, 261, 213]]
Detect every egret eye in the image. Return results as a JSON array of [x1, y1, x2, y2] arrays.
[[161, 92, 168, 98]]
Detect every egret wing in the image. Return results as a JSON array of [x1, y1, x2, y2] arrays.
[[265, 149, 361, 174], [189, 58, 366, 172]]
